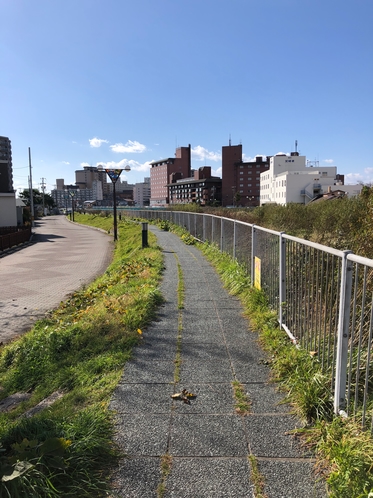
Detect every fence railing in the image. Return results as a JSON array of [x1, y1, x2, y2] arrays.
[[124, 209, 373, 427], [0, 226, 32, 252]]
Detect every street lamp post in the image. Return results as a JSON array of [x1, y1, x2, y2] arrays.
[[105, 166, 130, 241], [65, 189, 79, 221], [68, 189, 78, 222]]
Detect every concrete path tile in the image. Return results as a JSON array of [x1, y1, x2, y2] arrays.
[[231, 360, 271, 383], [122, 359, 175, 383], [111, 384, 174, 414], [165, 457, 254, 497], [113, 413, 170, 456], [258, 460, 328, 498], [110, 457, 161, 498], [180, 358, 234, 383], [244, 415, 304, 458], [243, 383, 292, 415], [169, 414, 247, 457], [181, 342, 229, 361]]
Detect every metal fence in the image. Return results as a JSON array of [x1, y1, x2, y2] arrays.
[[124, 209, 373, 427]]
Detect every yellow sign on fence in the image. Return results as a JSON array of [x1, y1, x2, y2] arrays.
[[254, 257, 261, 290]]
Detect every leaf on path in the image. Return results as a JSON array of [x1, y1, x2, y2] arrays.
[[171, 389, 197, 404]]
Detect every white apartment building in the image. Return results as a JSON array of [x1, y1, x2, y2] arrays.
[[133, 177, 151, 207], [260, 153, 361, 205]]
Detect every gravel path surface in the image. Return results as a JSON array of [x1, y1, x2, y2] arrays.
[[110, 226, 327, 498]]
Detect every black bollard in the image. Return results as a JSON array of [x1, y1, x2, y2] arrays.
[[142, 222, 148, 248]]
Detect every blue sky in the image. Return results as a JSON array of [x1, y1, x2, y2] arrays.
[[2, 0, 372, 194]]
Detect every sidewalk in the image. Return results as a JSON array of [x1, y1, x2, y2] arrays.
[[110, 226, 327, 497], [0, 216, 112, 344]]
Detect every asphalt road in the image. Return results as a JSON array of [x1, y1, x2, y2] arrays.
[[0, 216, 113, 344]]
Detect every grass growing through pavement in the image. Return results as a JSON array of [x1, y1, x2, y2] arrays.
[[0, 216, 164, 497], [232, 380, 251, 415], [157, 453, 173, 498], [196, 240, 373, 498], [248, 454, 267, 498]]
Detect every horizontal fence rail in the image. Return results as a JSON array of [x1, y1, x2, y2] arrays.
[[120, 208, 373, 427]]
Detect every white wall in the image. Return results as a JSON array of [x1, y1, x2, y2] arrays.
[[0, 193, 17, 226]]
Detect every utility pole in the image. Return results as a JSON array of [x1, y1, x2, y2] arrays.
[[40, 177, 46, 215], [28, 147, 35, 227]]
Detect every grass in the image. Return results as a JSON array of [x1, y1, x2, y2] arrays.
[[232, 380, 251, 415], [157, 454, 173, 498], [248, 455, 267, 498], [0, 215, 164, 497]]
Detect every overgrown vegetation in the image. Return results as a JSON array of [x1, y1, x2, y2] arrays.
[[169, 185, 373, 258], [0, 216, 163, 496]]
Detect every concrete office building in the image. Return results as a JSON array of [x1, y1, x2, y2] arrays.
[[260, 152, 362, 205], [75, 165, 109, 196], [134, 177, 151, 207]]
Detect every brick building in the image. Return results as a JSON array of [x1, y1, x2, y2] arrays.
[[167, 166, 222, 206], [150, 145, 191, 206], [222, 142, 270, 207]]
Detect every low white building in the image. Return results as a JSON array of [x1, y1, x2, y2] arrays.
[[260, 153, 361, 205]]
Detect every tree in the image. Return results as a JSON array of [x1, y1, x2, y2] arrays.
[[19, 189, 55, 208], [19, 189, 55, 210]]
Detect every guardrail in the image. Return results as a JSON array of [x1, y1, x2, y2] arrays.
[[125, 209, 373, 427], [0, 226, 32, 252]]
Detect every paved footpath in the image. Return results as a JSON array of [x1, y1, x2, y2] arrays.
[[0, 215, 113, 344], [110, 226, 328, 498]]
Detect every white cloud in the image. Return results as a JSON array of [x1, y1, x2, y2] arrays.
[[324, 159, 334, 163], [212, 167, 222, 178], [61, 161, 70, 165], [97, 159, 151, 173], [191, 146, 221, 162], [110, 140, 146, 154], [89, 137, 109, 148], [343, 168, 373, 185]]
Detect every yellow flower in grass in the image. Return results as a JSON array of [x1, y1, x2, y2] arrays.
[[137, 328, 142, 335]]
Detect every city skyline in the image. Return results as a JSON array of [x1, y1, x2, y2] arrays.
[[2, 0, 372, 194]]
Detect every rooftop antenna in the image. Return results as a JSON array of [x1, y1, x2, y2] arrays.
[[229, 134, 231, 146], [295, 140, 298, 153]]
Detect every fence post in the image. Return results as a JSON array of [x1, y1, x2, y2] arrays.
[[233, 221, 237, 260], [220, 218, 224, 252], [334, 250, 353, 415], [251, 225, 256, 286], [279, 232, 286, 328]]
